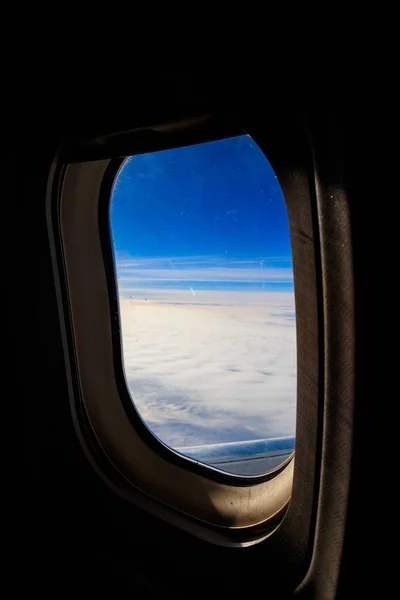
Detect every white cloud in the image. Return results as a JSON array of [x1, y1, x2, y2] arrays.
[[118, 267, 293, 283], [118, 289, 296, 450], [116, 255, 293, 269], [115, 255, 293, 284]]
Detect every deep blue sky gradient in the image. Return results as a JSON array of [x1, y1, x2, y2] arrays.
[[110, 135, 293, 290]]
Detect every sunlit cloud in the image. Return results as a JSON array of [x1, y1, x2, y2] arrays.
[[118, 268, 293, 283], [114, 255, 294, 292], [118, 290, 296, 448], [116, 255, 293, 269]]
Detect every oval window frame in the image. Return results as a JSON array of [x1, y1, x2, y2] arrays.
[[49, 115, 322, 547]]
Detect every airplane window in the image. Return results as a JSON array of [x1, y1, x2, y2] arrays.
[[110, 135, 296, 476]]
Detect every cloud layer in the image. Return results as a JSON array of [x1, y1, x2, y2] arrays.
[[118, 289, 297, 450], [115, 255, 294, 293]]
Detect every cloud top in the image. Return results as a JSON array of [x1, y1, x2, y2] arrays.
[[118, 288, 297, 454]]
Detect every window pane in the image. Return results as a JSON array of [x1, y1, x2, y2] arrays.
[[110, 135, 296, 476]]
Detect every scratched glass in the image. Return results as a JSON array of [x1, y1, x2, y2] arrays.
[[110, 135, 296, 476]]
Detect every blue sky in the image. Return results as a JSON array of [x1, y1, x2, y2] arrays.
[[110, 135, 293, 293]]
